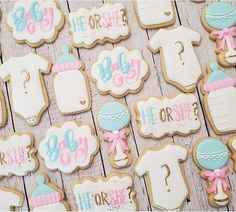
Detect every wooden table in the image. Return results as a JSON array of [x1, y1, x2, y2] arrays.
[[0, 0, 235, 211]]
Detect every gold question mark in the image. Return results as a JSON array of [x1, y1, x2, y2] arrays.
[[175, 41, 185, 65], [126, 186, 133, 202], [120, 8, 127, 26], [192, 102, 198, 120], [21, 70, 30, 94], [161, 164, 171, 192]]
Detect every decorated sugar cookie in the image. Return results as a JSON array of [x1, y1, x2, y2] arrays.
[[135, 93, 200, 139], [68, 3, 130, 48], [193, 137, 231, 208], [202, 63, 236, 134], [148, 26, 202, 92], [39, 121, 99, 174], [0, 89, 7, 128], [7, 0, 65, 47], [0, 187, 24, 211], [201, 2, 236, 67], [133, 142, 189, 211], [227, 136, 236, 172], [73, 172, 137, 211], [0, 133, 38, 178], [91, 46, 149, 97], [134, 0, 175, 29], [52, 45, 91, 115], [29, 174, 69, 211], [0, 53, 51, 125], [97, 101, 132, 168]]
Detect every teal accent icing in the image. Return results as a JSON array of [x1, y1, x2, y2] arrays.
[[205, 2, 236, 29], [56, 45, 78, 64], [98, 101, 130, 131], [196, 138, 229, 170], [207, 63, 229, 83]]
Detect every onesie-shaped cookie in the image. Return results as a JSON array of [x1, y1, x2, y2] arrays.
[[0, 53, 51, 125], [52, 46, 91, 115], [193, 137, 231, 208], [148, 26, 202, 92], [201, 2, 236, 67], [227, 136, 236, 172], [134, 142, 189, 211]]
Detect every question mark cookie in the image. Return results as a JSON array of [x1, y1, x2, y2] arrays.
[[0, 53, 51, 125], [227, 136, 236, 172], [135, 93, 200, 139], [68, 3, 130, 48], [133, 142, 189, 211], [148, 26, 202, 92], [193, 137, 231, 208], [73, 172, 137, 211], [7, 0, 65, 47]]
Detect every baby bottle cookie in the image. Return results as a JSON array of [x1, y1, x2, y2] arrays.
[[201, 2, 236, 67], [52, 46, 91, 115], [193, 137, 231, 208], [202, 63, 236, 134], [97, 101, 132, 168]]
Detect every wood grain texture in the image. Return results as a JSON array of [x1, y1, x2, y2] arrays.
[[0, 0, 235, 211]]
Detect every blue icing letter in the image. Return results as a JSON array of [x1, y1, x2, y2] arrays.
[[46, 135, 59, 162], [117, 52, 130, 74], [30, 1, 43, 22], [98, 57, 112, 82], [71, 16, 87, 32], [12, 7, 26, 32], [64, 129, 78, 152], [140, 107, 156, 125], [77, 192, 93, 210]]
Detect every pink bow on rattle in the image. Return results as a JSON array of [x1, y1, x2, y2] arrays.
[[212, 27, 236, 50], [103, 129, 128, 154], [204, 166, 230, 194]]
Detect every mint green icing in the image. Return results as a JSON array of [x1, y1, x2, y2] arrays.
[[55, 45, 77, 64], [207, 63, 229, 83]]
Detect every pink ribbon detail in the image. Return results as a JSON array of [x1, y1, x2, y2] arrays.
[[103, 129, 128, 154], [204, 166, 230, 194], [212, 27, 236, 50]]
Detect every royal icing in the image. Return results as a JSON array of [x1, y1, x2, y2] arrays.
[[134, 142, 188, 211], [0, 133, 38, 178], [0, 53, 50, 125], [52, 45, 91, 115], [97, 101, 132, 168], [134, 0, 175, 29], [7, 0, 64, 47], [0, 187, 24, 211], [0, 89, 7, 128], [193, 138, 231, 207], [91, 46, 149, 97], [227, 136, 236, 172], [135, 93, 200, 138], [73, 173, 137, 211], [148, 25, 202, 92], [202, 63, 236, 134], [68, 3, 130, 48], [29, 174, 69, 211]]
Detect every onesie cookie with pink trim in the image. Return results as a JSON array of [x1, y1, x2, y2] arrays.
[[7, 0, 65, 47], [52, 45, 91, 115], [29, 173, 69, 211]]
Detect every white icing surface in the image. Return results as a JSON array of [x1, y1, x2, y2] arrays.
[[33, 202, 67, 211], [0, 53, 50, 125], [134, 143, 188, 210], [0, 188, 22, 211], [149, 26, 202, 92]]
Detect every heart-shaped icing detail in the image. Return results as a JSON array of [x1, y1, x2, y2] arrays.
[[164, 11, 171, 16], [80, 100, 86, 105]]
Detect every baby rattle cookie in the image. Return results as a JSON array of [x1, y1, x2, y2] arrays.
[[91, 46, 149, 97], [227, 136, 236, 172], [201, 2, 236, 67], [7, 0, 65, 47], [52, 45, 91, 115], [29, 173, 69, 211], [201, 63, 236, 134], [97, 101, 132, 168], [193, 137, 231, 208], [133, 142, 189, 211]]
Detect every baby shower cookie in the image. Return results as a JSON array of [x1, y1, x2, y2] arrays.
[[0, 89, 7, 128], [73, 172, 137, 211], [193, 137, 231, 208], [39, 121, 99, 174], [148, 25, 202, 92], [0, 53, 51, 125], [227, 136, 236, 172], [133, 142, 189, 211], [135, 93, 200, 139], [0, 187, 24, 211], [201, 2, 236, 67], [134, 0, 175, 29], [0, 133, 38, 178], [52, 45, 91, 115], [68, 3, 130, 48], [29, 173, 69, 211], [97, 101, 132, 168], [201, 63, 236, 134], [7, 0, 65, 47], [91, 46, 149, 97]]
